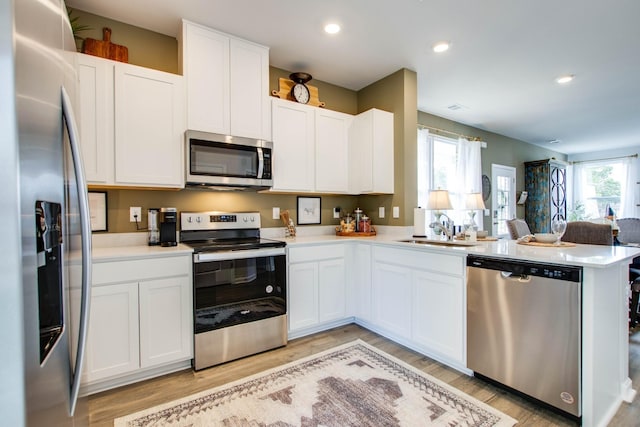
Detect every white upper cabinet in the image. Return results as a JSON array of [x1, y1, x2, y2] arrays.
[[114, 63, 184, 187], [349, 108, 394, 194], [77, 54, 113, 184], [271, 99, 315, 192], [271, 99, 393, 194], [315, 108, 352, 193], [77, 54, 185, 188], [180, 20, 270, 141]]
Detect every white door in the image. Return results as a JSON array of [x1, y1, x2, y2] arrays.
[[491, 164, 516, 237]]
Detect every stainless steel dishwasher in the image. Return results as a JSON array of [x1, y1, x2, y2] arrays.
[[466, 255, 582, 419]]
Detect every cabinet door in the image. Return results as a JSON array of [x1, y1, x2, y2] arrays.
[[349, 109, 394, 194], [371, 262, 412, 340], [271, 99, 315, 192], [288, 262, 319, 331], [182, 22, 230, 134], [412, 270, 464, 363], [84, 282, 139, 383], [77, 54, 113, 184], [114, 63, 184, 187], [318, 258, 347, 323], [352, 244, 372, 322], [230, 39, 270, 140], [139, 276, 193, 368], [315, 109, 351, 193]]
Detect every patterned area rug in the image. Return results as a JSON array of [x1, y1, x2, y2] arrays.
[[114, 340, 517, 427]]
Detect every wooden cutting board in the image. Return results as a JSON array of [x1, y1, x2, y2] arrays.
[[83, 27, 128, 63]]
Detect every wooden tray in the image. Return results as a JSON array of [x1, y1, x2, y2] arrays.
[[455, 236, 499, 242], [271, 78, 325, 107], [336, 231, 377, 237], [517, 241, 576, 247]]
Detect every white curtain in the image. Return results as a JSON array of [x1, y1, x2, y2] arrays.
[[456, 137, 483, 228], [417, 128, 431, 209], [620, 156, 639, 218]]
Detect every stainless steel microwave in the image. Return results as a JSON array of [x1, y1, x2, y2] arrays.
[[185, 130, 273, 189]]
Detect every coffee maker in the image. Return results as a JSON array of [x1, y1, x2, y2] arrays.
[[159, 207, 178, 247]]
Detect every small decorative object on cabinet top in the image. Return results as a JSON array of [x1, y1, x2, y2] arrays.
[[82, 27, 129, 63], [271, 72, 325, 107]]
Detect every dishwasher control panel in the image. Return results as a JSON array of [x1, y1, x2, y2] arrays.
[[467, 255, 582, 282]]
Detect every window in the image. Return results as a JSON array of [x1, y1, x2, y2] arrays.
[[570, 157, 638, 220], [418, 129, 473, 227]]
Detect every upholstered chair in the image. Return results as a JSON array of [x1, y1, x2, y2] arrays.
[[561, 221, 613, 246], [616, 218, 640, 245], [616, 218, 640, 327], [505, 218, 532, 240]]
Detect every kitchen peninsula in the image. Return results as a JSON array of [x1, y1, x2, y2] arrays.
[[281, 231, 640, 427]]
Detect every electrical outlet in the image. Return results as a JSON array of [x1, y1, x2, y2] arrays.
[[130, 206, 142, 222], [333, 207, 341, 219], [379, 207, 385, 218], [272, 207, 280, 220], [393, 206, 400, 218]]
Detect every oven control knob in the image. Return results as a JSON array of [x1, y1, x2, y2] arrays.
[[266, 285, 274, 294], [187, 217, 192, 223], [196, 217, 201, 223], [243, 217, 248, 222]]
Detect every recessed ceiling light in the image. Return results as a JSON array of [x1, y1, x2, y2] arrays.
[[324, 23, 341, 34], [432, 42, 450, 53], [555, 75, 574, 84]]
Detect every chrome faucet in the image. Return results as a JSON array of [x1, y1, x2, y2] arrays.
[[429, 213, 454, 241]]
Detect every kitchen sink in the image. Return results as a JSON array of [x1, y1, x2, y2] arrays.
[[396, 239, 477, 247]]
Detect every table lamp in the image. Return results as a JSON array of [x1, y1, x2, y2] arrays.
[[464, 192, 485, 230]]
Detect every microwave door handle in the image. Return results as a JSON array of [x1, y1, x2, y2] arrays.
[[257, 147, 264, 178]]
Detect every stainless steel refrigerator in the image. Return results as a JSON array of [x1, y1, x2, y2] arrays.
[[1, 0, 92, 425]]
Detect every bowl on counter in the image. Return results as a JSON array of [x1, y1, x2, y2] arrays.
[[533, 233, 557, 243], [477, 230, 489, 238]]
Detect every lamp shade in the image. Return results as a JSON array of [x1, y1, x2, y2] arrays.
[[426, 189, 453, 210], [465, 192, 486, 210]]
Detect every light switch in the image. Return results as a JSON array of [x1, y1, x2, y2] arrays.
[[378, 207, 385, 218], [272, 207, 280, 220], [393, 206, 400, 218]]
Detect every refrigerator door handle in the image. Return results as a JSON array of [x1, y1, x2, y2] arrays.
[[61, 86, 92, 416]]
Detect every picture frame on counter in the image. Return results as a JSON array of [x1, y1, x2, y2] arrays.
[[297, 196, 321, 225], [88, 191, 108, 232]]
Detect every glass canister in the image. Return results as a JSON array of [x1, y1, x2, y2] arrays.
[[360, 215, 371, 233], [354, 207, 364, 232]]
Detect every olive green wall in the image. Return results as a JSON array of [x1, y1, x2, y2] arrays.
[[356, 69, 418, 226], [71, 9, 178, 74], [417, 111, 567, 229]]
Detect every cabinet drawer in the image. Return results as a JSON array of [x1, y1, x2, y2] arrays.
[[289, 244, 345, 263], [93, 255, 191, 286], [373, 246, 464, 276]]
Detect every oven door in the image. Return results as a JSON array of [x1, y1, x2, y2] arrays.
[[193, 248, 286, 334]]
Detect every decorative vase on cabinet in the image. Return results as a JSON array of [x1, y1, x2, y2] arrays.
[[524, 159, 567, 233]]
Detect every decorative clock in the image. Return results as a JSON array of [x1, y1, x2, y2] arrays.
[[289, 72, 312, 104]]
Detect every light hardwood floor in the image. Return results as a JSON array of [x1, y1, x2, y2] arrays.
[[88, 324, 640, 426]]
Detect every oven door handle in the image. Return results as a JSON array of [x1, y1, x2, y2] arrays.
[[194, 247, 286, 263]]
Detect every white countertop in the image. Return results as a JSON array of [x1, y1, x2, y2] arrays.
[[92, 228, 640, 268], [278, 229, 640, 268]]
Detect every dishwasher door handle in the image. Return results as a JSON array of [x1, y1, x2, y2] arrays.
[[500, 271, 532, 283]]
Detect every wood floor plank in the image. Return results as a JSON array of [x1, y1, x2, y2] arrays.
[[89, 323, 639, 426]]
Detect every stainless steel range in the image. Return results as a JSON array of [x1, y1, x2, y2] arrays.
[[180, 211, 287, 370]]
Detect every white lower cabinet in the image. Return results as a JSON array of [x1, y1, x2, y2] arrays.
[[83, 255, 192, 389], [370, 245, 466, 366], [288, 245, 348, 336], [371, 262, 412, 340]]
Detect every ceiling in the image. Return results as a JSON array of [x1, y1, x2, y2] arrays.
[[68, 0, 640, 155]]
